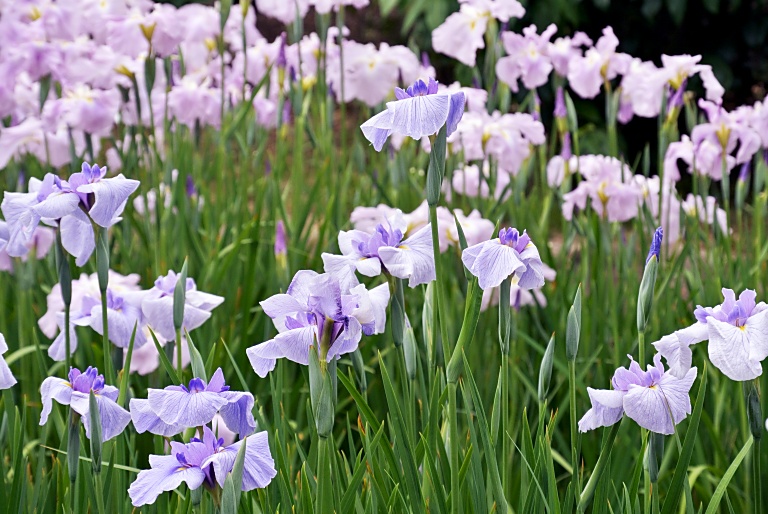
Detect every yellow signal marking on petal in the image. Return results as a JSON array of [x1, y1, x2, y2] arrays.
[[649, 385, 658, 390], [739, 325, 747, 331], [398, 245, 410, 250]]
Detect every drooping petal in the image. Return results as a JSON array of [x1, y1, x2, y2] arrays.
[[463, 240, 525, 290], [128, 455, 206, 507], [707, 317, 764, 381], [246, 326, 318, 377], [129, 398, 184, 437], [201, 431, 276, 490], [652, 322, 708, 378], [386, 94, 450, 140], [744, 309, 768, 364], [0, 334, 17, 389], [219, 391, 257, 437], [378, 224, 435, 287], [32, 191, 81, 220], [59, 209, 96, 266], [577, 388, 625, 432], [76, 175, 140, 227], [622, 367, 697, 435], [321, 253, 360, 292], [360, 108, 394, 152], [39, 377, 73, 426], [147, 388, 229, 428], [445, 92, 466, 137], [77, 394, 132, 441]]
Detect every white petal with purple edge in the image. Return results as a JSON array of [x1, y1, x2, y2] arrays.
[[200, 431, 276, 490], [78, 394, 132, 442], [387, 94, 450, 140], [128, 455, 206, 507], [147, 388, 228, 427], [577, 388, 625, 432], [129, 398, 183, 436], [77, 175, 140, 227], [219, 391, 257, 436], [622, 367, 696, 435], [378, 224, 435, 287], [467, 240, 525, 290], [360, 109, 394, 152], [246, 326, 318, 377]]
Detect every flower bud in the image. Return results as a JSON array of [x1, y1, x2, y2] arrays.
[[566, 285, 582, 362], [173, 259, 189, 331], [88, 391, 103, 473], [538, 333, 556, 403]]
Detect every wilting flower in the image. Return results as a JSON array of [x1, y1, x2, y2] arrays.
[[128, 426, 275, 507], [40, 366, 131, 442], [0, 334, 16, 389], [579, 354, 697, 435], [1, 163, 139, 265], [247, 271, 389, 377], [141, 270, 224, 341], [130, 368, 256, 437], [653, 288, 768, 381], [321, 210, 435, 288], [461, 227, 545, 290], [360, 78, 465, 152]]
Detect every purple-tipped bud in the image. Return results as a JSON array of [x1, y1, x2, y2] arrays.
[[554, 87, 567, 119], [276, 32, 287, 69], [275, 221, 287, 257], [289, 65, 297, 83], [646, 227, 663, 264], [532, 92, 541, 121], [185, 175, 197, 198], [281, 100, 291, 125], [738, 162, 750, 183]]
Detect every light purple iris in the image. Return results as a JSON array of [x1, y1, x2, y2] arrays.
[[129, 368, 256, 437], [141, 270, 224, 341], [461, 227, 546, 290], [128, 426, 276, 507], [40, 366, 131, 442], [0, 334, 17, 390], [48, 288, 147, 362], [579, 354, 697, 435], [247, 270, 389, 377], [1, 163, 139, 266], [653, 288, 768, 381], [321, 210, 435, 289], [360, 77, 466, 152]]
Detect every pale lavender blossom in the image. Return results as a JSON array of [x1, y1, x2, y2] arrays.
[[1, 164, 139, 266], [130, 368, 256, 437], [0, 220, 54, 273], [461, 227, 545, 290], [0, 334, 17, 389], [653, 288, 768, 381], [128, 426, 275, 507], [321, 210, 435, 288], [141, 270, 224, 341], [360, 78, 465, 152], [246, 271, 389, 377], [567, 27, 632, 99], [40, 366, 131, 442], [496, 24, 557, 92], [579, 354, 697, 435], [691, 99, 761, 172]]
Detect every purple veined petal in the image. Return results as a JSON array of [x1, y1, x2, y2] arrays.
[[321, 253, 360, 293], [285, 270, 322, 307], [206, 368, 227, 393], [246, 325, 318, 378], [378, 223, 436, 287], [77, 393, 132, 442], [577, 388, 625, 432], [360, 109, 394, 152], [623, 367, 697, 435], [1, 191, 42, 257], [142, 296, 213, 341], [201, 431, 276, 490], [260, 293, 306, 323], [327, 316, 362, 361], [219, 390, 257, 436], [707, 317, 765, 381], [445, 91, 466, 138], [463, 240, 526, 291], [0, 335, 15, 389], [147, 388, 228, 428], [129, 398, 184, 437], [128, 454, 207, 507], [387, 94, 451, 140], [88, 306, 145, 348], [47, 312, 80, 361], [337, 229, 371, 256], [39, 377, 73, 426], [32, 191, 81, 220], [59, 209, 96, 266], [186, 290, 225, 311], [744, 308, 768, 363], [355, 257, 382, 277], [76, 175, 140, 228]]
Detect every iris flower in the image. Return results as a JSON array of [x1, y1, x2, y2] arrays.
[[128, 426, 275, 507], [40, 366, 131, 442], [360, 77, 465, 152], [653, 288, 768, 381], [321, 210, 435, 288], [247, 271, 389, 377], [0, 334, 16, 389], [579, 354, 697, 435], [1, 163, 139, 265], [461, 227, 545, 290], [129, 368, 256, 437]]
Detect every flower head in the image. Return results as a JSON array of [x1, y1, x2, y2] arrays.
[[461, 227, 546, 290], [360, 77, 465, 152], [40, 366, 131, 442], [579, 354, 697, 435], [0, 334, 17, 390], [130, 368, 256, 437], [128, 426, 275, 506], [247, 271, 389, 377], [653, 288, 768, 381]]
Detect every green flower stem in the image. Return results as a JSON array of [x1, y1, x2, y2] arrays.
[[577, 421, 621, 512]]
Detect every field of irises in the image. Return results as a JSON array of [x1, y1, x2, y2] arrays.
[[0, 0, 767, 513]]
